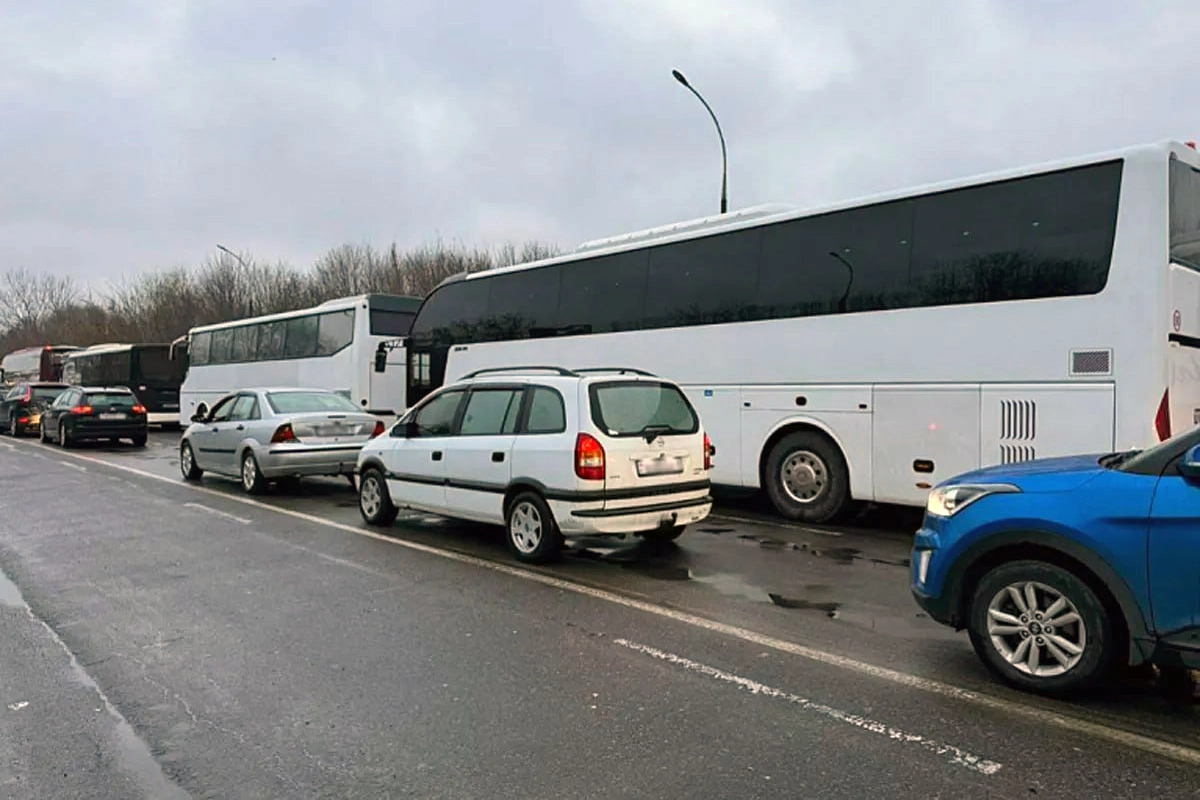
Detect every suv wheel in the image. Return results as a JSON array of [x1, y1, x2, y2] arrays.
[[967, 560, 1114, 696], [505, 492, 562, 564], [358, 468, 398, 526], [763, 431, 849, 524]]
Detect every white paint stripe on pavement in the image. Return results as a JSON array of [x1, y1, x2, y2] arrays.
[[182, 502, 251, 525], [614, 637, 1002, 775], [16, 439, 1200, 770]]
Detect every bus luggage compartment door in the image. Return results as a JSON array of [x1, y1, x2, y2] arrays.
[[870, 385, 981, 507]]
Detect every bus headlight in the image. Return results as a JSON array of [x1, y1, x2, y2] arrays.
[[926, 484, 1020, 518]]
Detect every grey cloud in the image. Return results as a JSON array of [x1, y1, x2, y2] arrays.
[[1, 0, 1197, 287]]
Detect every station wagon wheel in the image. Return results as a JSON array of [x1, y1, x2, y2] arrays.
[[240, 451, 267, 495], [358, 468, 397, 526], [505, 492, 562, 564], [180, 441, 203, 481], [968, 560, 1114, 696], [59, 421, 72, 448]]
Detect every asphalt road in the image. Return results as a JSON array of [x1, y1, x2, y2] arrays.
[[0, 432, 1197, 798]]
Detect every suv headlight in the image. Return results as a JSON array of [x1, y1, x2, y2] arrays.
[[926, 483, 1020, 518]]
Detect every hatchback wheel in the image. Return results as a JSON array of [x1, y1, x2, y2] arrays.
[[358, 468, 397, 526], [180, 442, 203, 481], [505, 492, 562, 564], [968, 560, 1114, 695], [240, 451, 267, 494]]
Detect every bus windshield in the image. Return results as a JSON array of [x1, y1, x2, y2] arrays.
[[1170, 157, 1200, 269], [137, 347, 184, 383]]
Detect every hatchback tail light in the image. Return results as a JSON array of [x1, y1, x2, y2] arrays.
[[71, 405, 94, 415], [271, 423, 297, 443], [703, 432, 715, 470], [1155, 388, 1171, 441], [574, 433, 606, 480], [370, 419, 385, 438]]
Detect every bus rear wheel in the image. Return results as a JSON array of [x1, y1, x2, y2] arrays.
[[763, 431, 850, 524]]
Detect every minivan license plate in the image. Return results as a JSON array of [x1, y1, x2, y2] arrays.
[[636, 456, 683, 477]]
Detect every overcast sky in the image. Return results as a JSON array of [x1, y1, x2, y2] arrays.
[[1, 0, 1197, 286]]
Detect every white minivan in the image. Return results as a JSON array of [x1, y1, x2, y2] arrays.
[[355, 366, 715, 562]]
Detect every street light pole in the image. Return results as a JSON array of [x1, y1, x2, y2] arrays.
[[672, 69, 728, 214], [216, 243, 248, 269]]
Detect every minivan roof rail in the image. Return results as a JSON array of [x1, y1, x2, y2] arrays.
[[459, 366, 577, 379], [572, 367, 658, 377]]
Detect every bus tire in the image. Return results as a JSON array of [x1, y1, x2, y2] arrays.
[[763, 431, 850, 524]]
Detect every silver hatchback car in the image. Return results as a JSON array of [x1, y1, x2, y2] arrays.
[[179, 388, 385, 493]]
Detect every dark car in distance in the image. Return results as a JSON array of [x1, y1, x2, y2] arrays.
[[39, 385, 149, 448], [0, 382, 67, 436]]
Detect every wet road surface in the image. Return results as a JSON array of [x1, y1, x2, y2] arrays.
[[0, 432, 1197, 798]]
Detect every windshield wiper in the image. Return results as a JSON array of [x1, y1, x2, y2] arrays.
[[1100, 449, 1141, 468], [638, 424, 676, 443]]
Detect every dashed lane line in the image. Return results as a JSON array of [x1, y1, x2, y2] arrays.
[[10, 438, 1200, 770]]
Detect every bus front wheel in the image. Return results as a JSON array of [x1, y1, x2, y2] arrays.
[[763, 431, 849, 524]]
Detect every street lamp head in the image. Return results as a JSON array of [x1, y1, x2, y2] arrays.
[[671, 69, 689, 87]]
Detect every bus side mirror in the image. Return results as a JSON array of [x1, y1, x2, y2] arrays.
[[1180, 446, 1200, 482], [374, 346, 387, 373]]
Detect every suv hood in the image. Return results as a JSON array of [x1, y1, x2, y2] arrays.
[[943, 453, 1108, 493]]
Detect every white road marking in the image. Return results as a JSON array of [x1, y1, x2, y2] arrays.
[[614, 638, 1001, 775], [182, 502, 251, 525], [7, 701, 28, 711], [62, 462, 87, 472], [709, 512, 844, 537], [15, 438, 1200, 769]]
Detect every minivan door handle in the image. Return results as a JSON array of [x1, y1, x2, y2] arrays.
[[491, 451, 505, 463], [432, 451, 443, 461], [235, 424, 245, 431]]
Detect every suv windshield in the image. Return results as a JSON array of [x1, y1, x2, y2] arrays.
[[589, 381, 699, 437], [267, 391, 361, 415], [1115, 425, 1200, 472]]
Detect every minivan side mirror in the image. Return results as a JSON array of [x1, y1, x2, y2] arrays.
[[392, 420, 419, 438], [1179, 445, 1200, 481]]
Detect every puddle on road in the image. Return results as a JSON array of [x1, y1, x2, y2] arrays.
[[0, 568, 189, 799], [768, 593, 841, 616]]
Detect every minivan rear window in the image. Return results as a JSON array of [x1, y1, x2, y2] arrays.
[[589, 381, 699, 437]]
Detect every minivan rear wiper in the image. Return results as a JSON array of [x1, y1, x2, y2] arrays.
[[639, 424, 675, 443]]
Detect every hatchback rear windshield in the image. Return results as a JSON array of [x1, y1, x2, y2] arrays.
[[588, 381, 699, 437], [266, 391, 361, 415], [30, 387, 65, 401], [87, 392, 135, 408]]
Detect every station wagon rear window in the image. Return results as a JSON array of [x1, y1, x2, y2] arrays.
[[266, 391, 361, 414], [588, 381, 699, 437], [87, 392, 135, 408]]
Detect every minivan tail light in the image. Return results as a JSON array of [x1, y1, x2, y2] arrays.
[[370, 419, 385, 438], [703, 432, 714, 470], [575, 433, 606, 480], [1155, 388, 1171, 441], [271, 423, 297, 443]]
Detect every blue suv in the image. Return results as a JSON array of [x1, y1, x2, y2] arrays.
[[912, 425, 1200, 695]]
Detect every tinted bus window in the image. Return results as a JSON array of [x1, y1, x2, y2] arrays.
[[555, 250, 649, 335], [1170, 157, 1200, 270], [644, 228, 760, 328], [368, 309, 415, 336], [483, 267, 561, 340]]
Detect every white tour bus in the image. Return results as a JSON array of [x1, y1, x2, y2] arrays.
[[178, 293, 423, 426], [385, 140, 1200, 523]]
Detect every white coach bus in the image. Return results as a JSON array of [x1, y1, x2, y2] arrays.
[[178, 293, 423, 425], [385, 140, 1200, 523]]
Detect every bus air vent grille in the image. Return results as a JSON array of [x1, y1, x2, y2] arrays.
[[1069, 349, 1112, 376], [1000, 444, 1036, 465]]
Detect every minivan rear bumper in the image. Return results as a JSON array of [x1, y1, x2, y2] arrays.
[[557, 496, 713, 535]]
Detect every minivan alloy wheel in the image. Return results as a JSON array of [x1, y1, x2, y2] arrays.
[[986, 580, 1086, 677], [509, 500, 543, 555]]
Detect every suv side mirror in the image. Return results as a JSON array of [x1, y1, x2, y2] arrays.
[[1180, 445, 1200, 481], [374, 345, 387, 373]]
